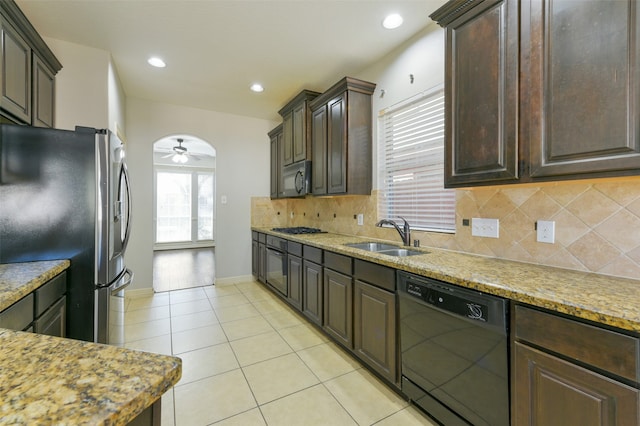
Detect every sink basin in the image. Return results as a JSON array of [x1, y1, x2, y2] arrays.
[[344, 242, 425, 257], [377, 248, 424, 257], [345, 242, 399, 252]]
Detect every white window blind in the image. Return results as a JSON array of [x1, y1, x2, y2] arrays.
[[378, 86, 456, 233]]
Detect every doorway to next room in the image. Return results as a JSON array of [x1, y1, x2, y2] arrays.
[[152, 135, 217, 292]]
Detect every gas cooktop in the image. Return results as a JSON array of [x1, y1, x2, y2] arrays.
[[272, 227, 326, 235]]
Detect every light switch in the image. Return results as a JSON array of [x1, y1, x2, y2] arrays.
[[471, 218, 499, 238], [221, 195, 227, 205], [357, 214, 364, 226]]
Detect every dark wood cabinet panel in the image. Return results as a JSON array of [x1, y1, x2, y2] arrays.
[[0, 17, 31, 123], [443, 0, 519, 187], [258, 242, 266, 284], [354, 279, 397, 384], [433, 0, 640, 186], [32, 53, 54, 128], [34, 296, 65, 337], [287, 254, 303, 311], [251, 239, 259, 277], [513, 342, 639, 426], [268, 125, 283, 199], [279, 90, 319, 167], [323, 268, 353, 348], [302, 260, 323, 326], [310, 77, 375, 195], [526, 0, 640, 179], [311, 106, 327, 195]]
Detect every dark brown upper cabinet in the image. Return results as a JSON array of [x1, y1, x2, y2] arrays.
[[268, 124, 283, 199], [0, 0, 61, 127], [431, 0, 640, 187], [310, 77, 376, 195], [278, 90, 320, 166]]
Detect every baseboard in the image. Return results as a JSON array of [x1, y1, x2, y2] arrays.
[[125, 287, 155, 299], [215, 274, 256, 286]]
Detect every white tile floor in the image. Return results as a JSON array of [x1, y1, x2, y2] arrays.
[[122, 280, 437, 426]]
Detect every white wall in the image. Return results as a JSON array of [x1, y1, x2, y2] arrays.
[[108, 59, 127, 137], [357, 23, 445, 189], [44, 37, 110, 131], [125, 98, 275, 289]]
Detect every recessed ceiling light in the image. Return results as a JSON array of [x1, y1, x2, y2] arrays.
[[383, 13, 403, 29], [148, 57, 166, 68], [250, 83, 264, 93]]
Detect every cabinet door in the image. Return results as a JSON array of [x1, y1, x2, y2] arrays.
[[251, 240, 259, 277], [32, 54, 54, 128], [270, 130, 282, 199], [258, 243, 267, 283], [323, 268, 352, 348], [34, 296, 66, 337], [292, 102, 307, 163], [0, 18, 31, 123], [513, 342, 639, 426], [302, 260, 323, 325], [526, 0, 640, 179], [354, 280, 397, 384], [287, 254, 303, 311], [444, 0, 519, 187], [282, 110, 294, 166], [327, 94, 347, 194], [311, 106, 327, 195]]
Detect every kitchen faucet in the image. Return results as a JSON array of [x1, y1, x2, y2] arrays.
[[376, 217, 411, 246]]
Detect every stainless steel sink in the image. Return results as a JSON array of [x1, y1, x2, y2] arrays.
[[377, 248, 424, 257], [345, 242, 399, 252], [344, 242, 425, 257]]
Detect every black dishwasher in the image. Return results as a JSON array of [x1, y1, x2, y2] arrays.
[[398, 271, 509, 426]]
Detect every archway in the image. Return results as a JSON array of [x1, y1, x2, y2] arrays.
[[152, 135, 217, 292]]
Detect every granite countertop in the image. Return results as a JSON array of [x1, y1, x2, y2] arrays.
[[0, 260, 70, 311], [0, 328, 182, 425], [0, 260, 182, 424], [254, 228, 640, 333]]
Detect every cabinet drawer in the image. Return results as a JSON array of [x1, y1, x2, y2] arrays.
[[303, 245, 323, 264], [514, 305, 639, 382], [353, 259, 395, 292], [324, 251, 352, 275], [258, 233, 266, 244], [34, 295, 66, 337], [0, 293, 34, 331], [288, 241, 302, 257], [252, 231, 258, 241], [35, 272, 66, 317]]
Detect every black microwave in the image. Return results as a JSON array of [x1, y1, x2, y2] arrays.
[[282, 160, 311, 197]]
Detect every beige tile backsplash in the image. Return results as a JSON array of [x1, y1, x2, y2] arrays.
[[251, 177, 640, 280]]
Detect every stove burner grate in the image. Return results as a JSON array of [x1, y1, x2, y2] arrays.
[[272, 227, 325, 235]]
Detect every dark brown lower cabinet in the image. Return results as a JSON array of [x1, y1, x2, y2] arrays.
[[354, 279, 396, 384], [323, 268, 352, 348], [513, 342, 638, 425], [302, 260, 323, 326], [287, 254, 302, 311], [513, 304, 640, 425]]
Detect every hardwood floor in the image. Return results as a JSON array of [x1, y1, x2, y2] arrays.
[[153, 248, 215, 292]]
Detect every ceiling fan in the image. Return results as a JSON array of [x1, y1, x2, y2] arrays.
[[161, 138, 200, 163]]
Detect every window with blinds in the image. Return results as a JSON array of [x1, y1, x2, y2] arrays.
[[377, 86, 456, 233]]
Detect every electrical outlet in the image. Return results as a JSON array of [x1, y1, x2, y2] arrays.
[[537, 220, 555, 244], [357, 213, 364, 226], [471, 218, 499, 238]]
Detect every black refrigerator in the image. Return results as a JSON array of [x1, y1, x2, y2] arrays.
[[0, 124, 133, 343]]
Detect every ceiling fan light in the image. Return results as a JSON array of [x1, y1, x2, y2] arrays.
[[172, 153, 188, 163]]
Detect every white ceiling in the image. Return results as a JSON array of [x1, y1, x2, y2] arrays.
[[16, 0, 446, 123]]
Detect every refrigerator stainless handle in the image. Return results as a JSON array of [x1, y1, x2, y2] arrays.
[[119, 162, 133, 252], [112, 268, 134, 293]]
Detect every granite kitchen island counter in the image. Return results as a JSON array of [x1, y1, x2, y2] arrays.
[[0, 328, 182, 425]]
